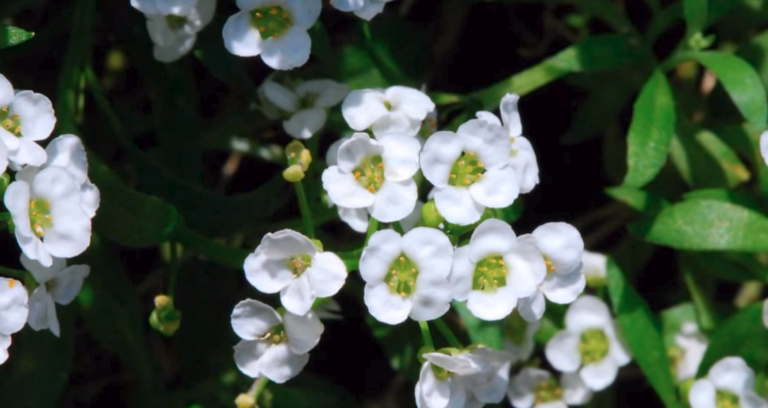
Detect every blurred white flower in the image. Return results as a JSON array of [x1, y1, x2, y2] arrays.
[[20, 254, 89, 337], [508, 367, 592, 408], [262, 79, 349, 139], [450, 219, 546, 321], [244, 229, 347, 316], [231, 299, 323, 383], [504, 310, 540, 364], [545, 295, 631, 391], [360, 228, 453, 324], [673, 322, 708, 382], [582, 251, 607, 288], [341, 86, 435, 138], [223, 0, 321, 70], [330, 0, 396, 20], [0, 277, 29, 365], [0, 74, 56, 167], [421, 119, 516, 225], [760, 131, 768, 167], [131, 0, 217, 63], [689, 356, 768, 408]]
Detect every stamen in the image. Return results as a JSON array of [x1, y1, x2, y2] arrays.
[[8, 279, 15, 288]]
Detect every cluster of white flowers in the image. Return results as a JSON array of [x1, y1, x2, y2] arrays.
[[689, 356, 768, 408], [131, 0, 216, 62], [0, 277, 28, 365]]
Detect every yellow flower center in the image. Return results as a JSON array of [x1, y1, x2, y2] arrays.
[[448, 152, 485, 187], [29, 198, 53, 238], [353, 155, 385, 193], [261, 324, 288, 345], [384, 254, 419, 297], [250, 6, 292, 40], [533, 377, 563, 405], [472, 255, 507, 292], [0, 107, 21, 137], [716, 390, 740, 408], [579, 328, 609, 364], [287, 254, 312, 276]]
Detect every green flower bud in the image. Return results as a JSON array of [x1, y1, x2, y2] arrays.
[[235, 393, 255, 408], [286, 140, 312, 171], [149, 294, 182, 337], [282, 164, 305, 183], [421, 200, 444, 228]]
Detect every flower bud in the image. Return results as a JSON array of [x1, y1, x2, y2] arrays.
[[282, 164, 305, 183], [420, 200, 444, 228], [234, 393, 255, 408], [286, 140, 312, 171], [149, 294, 182, 337]]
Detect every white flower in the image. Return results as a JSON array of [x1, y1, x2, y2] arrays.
[[341, 86, 435, 138], [673, 322, 708, 382], [244, 229, 347, 316], [360, 227, 452, 324], [545, 295, 631, 391], [582, 251, 607, 287], [231, 299, 323, 383], [508, 368, 593, 408], [761, 131, 768, 167], [131, 0, 217, 62], [20, 254, 89, 337], [0, 74, 56, 167], [421, 119, 516, 225], [504, 310, 540, 364], [0, 277, 28, 365], [5, 166, 92, 267], [322, 132, 419, 222], [329, 0, 396, 20], [763, 298, 768, 330], [36, 134, 100, 218], [223, 0, 321, 70], [262, 79, 349, 139], [449, 219, 546, 321], [689, 356, 768, 408], [517, 222, 586, 322]]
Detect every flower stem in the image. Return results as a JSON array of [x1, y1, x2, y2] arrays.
[[419, 321, 435, 350], [294, 181, 315, 239], [168, 242, 180, 299], [0, 265, 25, 280], [364, 218, 379, 246], [434, 318, 463, 349], [392, 221, 405, 235], [253, 377, 269, 400]]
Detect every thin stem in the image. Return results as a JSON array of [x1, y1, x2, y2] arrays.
[[0, 265, 26, 280], [294, 181, 315, 239], [364, 218, 379, 246], [253, 377, 269, 400], [392, 221, 405, 235], [434, 318, 462, 349], [168, 242, 180, 298], [419, 321, 435, 350]]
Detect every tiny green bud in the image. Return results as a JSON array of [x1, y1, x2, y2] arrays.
[[282, 164, 305, 183], [421, 200, 444, 228], [235, 393, 255, 408], [106, 49, 127, 72], [150, 294, 182, 336], [299, 149, 312, 171], [154, 294, 173, 309]]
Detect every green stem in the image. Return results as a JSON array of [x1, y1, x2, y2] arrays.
[[294, 181, 315, 239], [434, 318, 463, 349], [419, 321, 435, 350], [253, 377, 269, 400], [364, 218, 379, 246], [392, 221, 405, 235], [168, 241, 180, 298], [0, 265, 26, 280], [683, 267, 716, 331]]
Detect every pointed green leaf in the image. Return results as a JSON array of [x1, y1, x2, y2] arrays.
[[0, 24, 34, 49], [697, 303, 768, 376]]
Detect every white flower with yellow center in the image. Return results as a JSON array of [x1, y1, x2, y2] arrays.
[[360, 227, 453, 324], [262, 79, 349, 139], [322, 132, 419, 223], [330, 0, 396, 20], [0, 74, 56, 167], [449, 219, 546, 321], [672, 322, 708, 382], [508, 368, 593, 408], [342, 86, 435, 138], [517, 222, 586, 322], [689, 356, 768, 408], [21, 254, 89, 337], [131, 0, 217, 63], [223, 0, 321, 70], [244, 229, 347, 316], [0, 277, 28, 365], [421, 119, 517, 226], [545, 295, 631, 391], [231, 299, 323, 383]]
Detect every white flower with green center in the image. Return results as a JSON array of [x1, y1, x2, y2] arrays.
[[545, 295, 631, 391], [244, 229, 347, 316], [689, 356, 768, 408], [330, 0, 396, 20], [504, 310, 540, 364], [0, 277, 29, 365], [0, 74, 56, 167], [672, 322, 708, 382], [223, 0, 321, 70], [20, 254, 89, 338], [4, 166, 92, 267], [449, 219, 546, 321], [421, 119, 517, 226], [261, 79, 349, 139], [341, 86, 435, 138], [131, 0, 216, 62], [582, 251, 607, 288], [360, 227, 453, 324], [507, 367, 593, 408], [516, 222, 586, 322], [322, 132, 419, 223], [231, 299, 323, 383]]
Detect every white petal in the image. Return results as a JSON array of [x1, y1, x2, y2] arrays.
[[449, 245, 474, 301], [0, 74, 14, 107], [154, 0, 196, 15], [46, 294, 60, 337], [509, 136, 539, 194], [420, 131, 463, 188], [606, 323, 632, 366], [0, 141, 8, 173], [223, 11, 263, 57], [433, 186, 484, 226], [262, 81, 298, 112], [545, 331, 582, 373], [342, 89, 389, 131], [457, 119, 510, 170], [44, 135, 88, 185], [475, 111, 501, 127], [708, 356, 754, 395], [500, 94, 522, 137], [258, 343, 309, 383], [0, 333, 9, 365], [307, 252, 347, 297], [742, 391, 768, 408], [532, 222, 584, 276], [196, 0, 217, 26], [372, 110, 421, 138], [761, 132, 768, 167], [517, 290, 545, 322], [359, 229, 402, 282], [27, 285, 52, 332], [402, 227, 452, 276], [581, 251, 607, 280], [329, 0, 365, 11], [379, 134, 421, 181], [353, 1, 386, 20], [49, 264, 89, 305], [20, 253, 63, 284], [424, 353, 476, 375], [283, 108, 326, 139], [280, 273, 314, 315], [418, 362, 451, 408], [579, 357, 618, 391], [541, 266, 586, 304], [561, 372, 593, 405], [337, 206, 369, 233], [763, 299, 768, 329], [467, 285, 518, 321], [504, 239, 547, 298], [322, 166, 375, 209], [410, 272, 452, 321], [259, 229, 316, 259], [507, 367, 547, 408], [233, 339, 269, 378], [244, 249, 295, 293], [231, 299, 282, 340], [468, 218, 516, 263], [689, 379, 717, 408], [146, 15, 178, 47], [80, 181, 100, 218], [364, 282, 411, 325], [469, 167, 519, 209], [285, 0, 322, 28], [283, 310, 324, 354], [401, 200, 423, 232], [384, 86, 435, 121], [44, 201, 92, 259], [337, 133, 384, 172], [236, 0, 277, 10], [11, 91, 56, 142], [155, 37, 198, 63], [0, 128, 19, 151], [369, 179, 417, 223], [9, 138, 47, 167], [261, 27, 311, 70], [325, 137, 349, 166], [296, 80, 349, 108], [565, 295, 612, 332], [0, 278, 29, 335]]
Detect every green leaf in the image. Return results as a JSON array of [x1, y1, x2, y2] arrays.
[[670, 129, 750, 189], [684, 0, 708, 36], [682, 188, 761, 211], [607, 259, 680, 408], [193, 17, 256, 95], [660, 303, 698, 348], [0, 23, 34, 49], [262, 374, 359, 408], [623, 70, 676, 188], [639, 200, 768, 251], [697, 302, 768, 376], [452, 301, 503, 350], [693, 52, 768, 129]]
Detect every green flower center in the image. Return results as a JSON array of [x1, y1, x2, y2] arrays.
[[29, 198, 52, 238], [430, 362, 450, 380], [263, 324, 288, 345], [716, 390, 740, 408], [384, 254, 419, 297], [250, 6, 292, 40], [580, 328, 609, 364], [533, 378, 564, 404], [287, 254, 312, 276], [165, 15, 187, 30], [0, 107, 21, 137], [448, 152, 485, 187], [472, 255, 507, 292], [353, 155, 385, 193], [504, 310, 528, 346]]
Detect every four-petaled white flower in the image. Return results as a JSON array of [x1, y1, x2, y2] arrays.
[[421, 119, 517, 225], [329, 0, 396, 20], [342, 86, 435, 138], [231, 299, 323, 383], [545, 295, 631, 391], [20, 254, 89, 338], [0, 74, 56, 168], [517, 222, 586, 322], [508, 367, 593, 408], [360, 227, 453, 324], [450, 219, 546, 321], [322, 132, 419, 222], [689, 356, 768, 408], [244, 229, 347, 316], [131, 0, 217, 62], [673, 322, 708, 382], [582, 251, 607, 288], [0, 277, 28, 365], [223, 0, 322, 70], [262, 79, 349, 139]]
